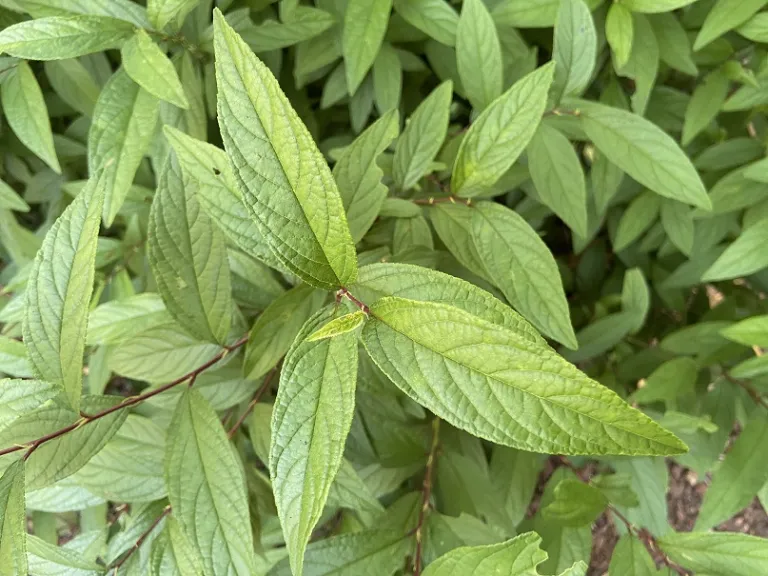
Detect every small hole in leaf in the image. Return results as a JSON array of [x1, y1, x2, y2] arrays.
[[212, 167, 221, 176]]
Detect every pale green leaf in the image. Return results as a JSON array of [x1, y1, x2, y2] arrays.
[[721, 315, 768, 347], [44, 59, 100, 118], [618, 13, 657, 116], [542, 479, 607, 527], [695, 412, 768, 530], [472, 201, 577, 349], [491, 0, 601, 28], [87, 293, 170, 346], [392, 81, 453, 190], [738, 13, 768, 42], [270, 307, 359, 575], [360, 296, 687, 455], [694, 0, 768, 50], [88, 68, 159, 225], [703, 220, 768, 281], [661, 199, 695, 256], [430, 203, 490, 280], [150, 516, 205, 576], [0, 16, 134, 60], [453, 63, 555, 197], [489, 447, 541, 531], [122, 29, 189, 109], [609, 457, 669, 536], [214, 10, 358, 289], [240, 7, 336, 53], [528, 123, 588, 237], [27, 532, 103, 575], [659, 531, 768, 576], [457, 0, 502, 111], [349, 262, 546, 345], [334, 109, 399, 242], [0, 460, 27, 576], [631, 357, 697, 405], [0, 337, 33, 378], [148, 153, 232, 345], [244, 284, 327, 381], [343, 0, 392, 94], [613, 191, 661, 252], [308, 310, 367, 341], [606, 3, 633, 69], [0, 379, 59, 434], [565, 312, 636, 363], [422, 532, 547, 575], [552, 0, 596, 100], [165, 389, 256, 575], [148, 0, 199, 31], [23, 174, 104, 413], [162, 126, 282, 270], [576, 100, 711, 210], [393, 0, 459, 46], [608, 535, 656, 576], [682, 70, 729, 146], [393, 215, 433, 253], [1, 61, 60, 173], [623, 0, 699, 11], [372, 43, 401, 114], [650, 13, 697, 76], [18, 0, 150, 27], [621, 268, 650, 333]]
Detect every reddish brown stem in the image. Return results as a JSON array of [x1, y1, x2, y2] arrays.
[[110, 505, 171, 574], [338, 287, 370, 314], [227, 364, 281, 439], [413, 417, 441, 576], [4, 335, 249, 460], [723, 371, 768, 410]]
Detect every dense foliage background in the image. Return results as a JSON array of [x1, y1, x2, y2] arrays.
[[1, 0, 768, 574]]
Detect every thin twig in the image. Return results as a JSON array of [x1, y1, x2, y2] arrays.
[[227, 363, 281, 439], [722, 371, 768, 410], [109, 505, 171, 574], [338, 287, 370, 314], [3, 335, 249, 460], [411, 195, 471, 206], [413, 417, 441, 576]]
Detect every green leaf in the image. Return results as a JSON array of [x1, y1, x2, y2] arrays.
[[342, 0, 392, 94], [0, 460, 27, 576], [564, 312, 636, 363], [695, 412, 768, 530], [44, 59, 100, 118], [576, 100, 711, 210], [621, 268, 650, 333], [28, 532, 103, 575], [542, 479, 607, 527], [87, 293, 170, 346], [491, 0, 601, 28], [150, 516, 204, 576], [243, 284, 327, 381], [108, 322, 221, 383], [0, 336, 33, 379], [606, 3, 633, 69], [430, 203, 490, 280], [0, 179, 28, 214], [592, 473, 639, 508], [393, 0, 459, 47], [393, 215, 433, 253], [165, 389, 256, 576], [682, 70, 729, 146], [608, 535, 656, 576], [622, 0, 699, 11], [241, 7, 336, 53], [613, 190, 661, 252], [618, 13, 657, 116], [609, 457, 669, 536], [392, 81, 453, 191], [162, 126, 282, 270], [0, 395, 127, 490], [552, 0, 596, 101], [148, 0, 200, 31], [148, 153, 232, 345], [23, 174, 104, 413], [0, 379, 59, 434], [457, 0, 502, 111], [694, 0, 768, 51], [360, 296, 687, 455], [270, 307, 359, 576], [527, 123, 588, 237], [349, 262, 546, 345], [661, 199, 695, 256], [650, 13, 697, 76], [121, 29, 189, 109], [658, 531, 768, 576], [631, 357, 698, 405], [452, 63, 555, 197], [88, 68, 159, 226], [703, 220, 768, 281], [489, 447, 541, 530], [372, 43, 401, 114], [471, 201, 577, 349], [721, 315, 768, 347], [214, 9, 358, 290], [18, 0, 150, 27], [268, 529, 410, 575], [1, 61, 60, 173], [308, 310, 367, 341], [334, 109, 400, 242], [0, 16, 134, 60], [422, 532, 546, 575]]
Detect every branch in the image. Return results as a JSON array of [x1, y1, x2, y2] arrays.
[[412, 417, 441, 576], [109, 505, 171, 574], [1, 335, 249, 460], [338, 287, 370, 314], [411, 195, 471, 206], [722, 371, 768, 410], [227, 363, 281, 439]]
